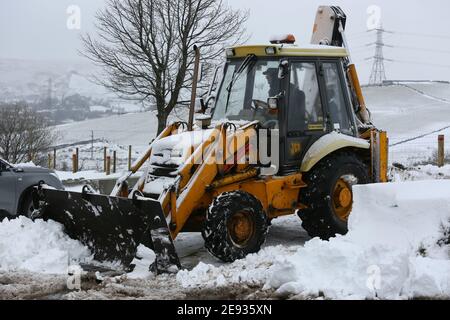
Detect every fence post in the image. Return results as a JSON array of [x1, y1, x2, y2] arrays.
[[48, 153, 52, 169], [113, 151, 117, 174], [106, 155, 111, 176], [128, 145, 132, 171], [75, 148, 79, 172], [438, 135, 445, 167], [72, 153, 77, 174], [104, 147, 107, 172], [53, 148, 57, 170]]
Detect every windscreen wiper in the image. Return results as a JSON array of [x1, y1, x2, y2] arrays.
[[224, 54, 256, 113]]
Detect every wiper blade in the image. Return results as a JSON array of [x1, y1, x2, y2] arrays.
[[224, 54, 256, 114], [226, 54, 256, 92]]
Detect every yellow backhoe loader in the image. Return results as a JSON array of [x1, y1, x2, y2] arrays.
[[33, 6, 388, 273]]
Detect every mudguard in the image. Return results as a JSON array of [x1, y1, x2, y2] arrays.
[[32, 186, 181, 274]]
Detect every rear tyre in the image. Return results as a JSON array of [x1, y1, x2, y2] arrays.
[[298, 152, 369, 240], [203, 191, 268, 263]]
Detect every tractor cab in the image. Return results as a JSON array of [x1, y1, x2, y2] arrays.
[[211, 39, 358, 174]]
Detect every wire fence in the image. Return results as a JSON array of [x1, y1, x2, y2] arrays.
[[390, 135, 449, 166], [46, 142, 149, 174], [45, 134, 448, 175]]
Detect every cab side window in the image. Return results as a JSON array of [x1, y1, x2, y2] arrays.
[[288, 62, 324, 132], [322, 63, 354, 135]]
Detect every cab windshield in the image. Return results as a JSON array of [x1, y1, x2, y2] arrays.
[[212, 58, 281, 128]]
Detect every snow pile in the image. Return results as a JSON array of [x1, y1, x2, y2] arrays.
[[0, 217, 92, 274], [177, 246, 297, 289], [127, 245, 156, 279], [150, 129, 214, 167], [177, 181, 450, 299]]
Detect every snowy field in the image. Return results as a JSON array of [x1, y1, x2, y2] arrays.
[[364, 84, 450, 165], [54, 106, 189, 147], [51, 107, 190, 172]]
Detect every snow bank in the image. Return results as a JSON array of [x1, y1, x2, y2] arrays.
[[56, 170, 128, 182], [177, 181, 450, 299], [177, 246, 296, 289], [391, 165, 450, 182], [0, 217, 92, 274]]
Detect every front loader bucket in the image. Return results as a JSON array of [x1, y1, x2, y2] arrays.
[[32, 186, 181, 274]]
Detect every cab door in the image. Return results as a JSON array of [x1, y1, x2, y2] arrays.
[[319, 60, 358, 137], [282, 60, 328, 172]]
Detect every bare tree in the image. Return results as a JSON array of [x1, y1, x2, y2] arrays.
[[82, 0, 248, 134], [0, 103, 57, 164]]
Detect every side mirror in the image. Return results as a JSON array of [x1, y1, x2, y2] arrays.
[[267, 96, 281, 111], [198, 95, 216, 114], [278, 59, 289, 79]]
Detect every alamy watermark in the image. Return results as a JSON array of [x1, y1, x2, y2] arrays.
[[67, 5, 81, 30], [67, 264, 82, 291], [366, 5, 382, 30], [366, 265, 382, 295]]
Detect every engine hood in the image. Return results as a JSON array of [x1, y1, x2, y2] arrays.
[[13, 165, 53, 174], [150, 129, 214, 167]]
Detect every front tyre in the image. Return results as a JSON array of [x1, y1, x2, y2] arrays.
[[203, 191, 268, 262], [18, 191, 35, 219]]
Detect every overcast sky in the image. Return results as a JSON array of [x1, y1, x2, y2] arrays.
[[1, 0, 450, 83]]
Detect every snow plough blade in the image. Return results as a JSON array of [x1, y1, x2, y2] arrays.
[[32, 186, 181, 274]]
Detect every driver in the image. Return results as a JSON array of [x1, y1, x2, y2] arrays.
[[263, 68, 281, 97], [263, 67, 306, 118], [251, 68, 281, 128]]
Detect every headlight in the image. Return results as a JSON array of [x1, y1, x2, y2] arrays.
[[265, 47, 277, 55], [226, 48, 235, 57]]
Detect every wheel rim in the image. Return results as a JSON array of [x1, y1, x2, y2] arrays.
[[332, 178, 353, 222], [227, 211, 255, 248]]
